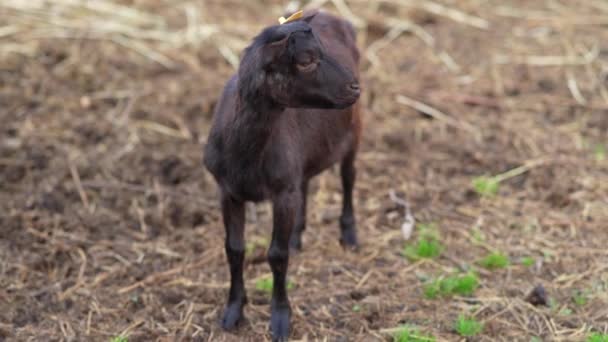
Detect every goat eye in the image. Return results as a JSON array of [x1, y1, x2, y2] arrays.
[[296, 61, 317, 72]]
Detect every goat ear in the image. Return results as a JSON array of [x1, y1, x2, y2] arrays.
[[302, 12, 317, 24], [262, 33, 290, 66]]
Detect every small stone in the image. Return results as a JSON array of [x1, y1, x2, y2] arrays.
[[526, 284, 549, 306], [80, 96, 91, 108]]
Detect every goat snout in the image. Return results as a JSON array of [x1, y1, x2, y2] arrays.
[[348, 82, 360, 94]]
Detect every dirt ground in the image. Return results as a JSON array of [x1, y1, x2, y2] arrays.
[[1, 0, 607, 341]]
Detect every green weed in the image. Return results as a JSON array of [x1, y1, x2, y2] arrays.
[[404, 238, 443, 260], [472, 163, 538, 197], [521, 256, 535, 267], [110, 337, 128, 342], [393, 325, 436, 342], [594, 144, 606, 162], [424, 273, 479, 299], [245, 237, 269, 257], [479, 252, 510, 270], [403, 224, 443, 260], [559, 307, 573, 316], [255, 277, 294, 293], [573, 290, 590, 306], [472, 176, 500, 197], [471, 228, 486, 244], [587, 333, 608, 342], [454, 315, 483, 337]]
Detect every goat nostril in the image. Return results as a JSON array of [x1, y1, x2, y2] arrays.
[[349, 83, 360, 92]]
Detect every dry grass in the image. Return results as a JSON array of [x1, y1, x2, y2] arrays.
[[1, 0, 607, 341]]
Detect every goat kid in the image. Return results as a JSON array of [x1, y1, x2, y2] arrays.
[[203, 10, 361, 341]]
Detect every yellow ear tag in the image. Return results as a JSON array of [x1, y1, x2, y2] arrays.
[[278, 10, 303, 25]]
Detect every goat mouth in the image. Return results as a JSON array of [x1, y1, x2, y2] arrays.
[[332, 93, 359, 108]]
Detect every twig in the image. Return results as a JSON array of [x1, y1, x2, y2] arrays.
[[133, 119, 191, 139], [355, 0, 489, 29], [118, 252, 217, 293], [68, 158, 91, 213], [396, 94, 480, 136], [216, 44, 239, 70], [562, 39, 588, 105], [80, 180, 217, 207], [388, 190, 415, 240], [429, 91, 501, 109], [493, 45, 599, 66], [492, 158, 547, 183], [332, 0, 365, 28], [112, 35, 176, 69]]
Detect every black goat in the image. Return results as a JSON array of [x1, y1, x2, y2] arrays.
[[203, 10, 361, 341]]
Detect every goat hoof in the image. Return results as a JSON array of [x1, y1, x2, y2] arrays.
[[339, 228, 358, 250], [270, 305, 291, 341], [221, 302, 245, 330]]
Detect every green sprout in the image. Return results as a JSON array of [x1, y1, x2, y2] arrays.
[[403, 224, 443, 260], [472, 162, 539, 197], [559, 307, 573, 316], [245, 237, 269, 257], [594, 144, 606, 162], [471, 228, 486, 244], [255, 277, 294, 294], [352, 304, 362, 312], [454, 315, 483, 337], [521, 257, 535, 267], [573, 290, 590, 306], [479, 252, 510, 270], [424, 273, 479, 299], [472, 176, 500, 197], [587, 333, 608, 342], [548, 298, 559, 312], [110, 337, 128, 342], [393, 325, 436, 342]]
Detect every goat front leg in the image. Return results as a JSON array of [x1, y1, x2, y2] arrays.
[[268, 188, 299, 341], [289, 180, 308, 252], [220, 192, 247, 330], [339, 150, 358, 248]]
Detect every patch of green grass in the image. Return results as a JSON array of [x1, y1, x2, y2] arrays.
[[352, 304, 361, 312], [559, 307, 573, 316], [594, 144, 606, 162], [404, 238, 443, 260], [529, 337, 542, 342], [479, 252, 510, 270], [573, 290, 590, 306], [403, 224, 443, 260], [424, 273, 479, 299], [471, 228, 486, 244], [587, 332, 608, 342], [521, 256, 535, 267], [245, 237, 269, 257], [472, 176, 500, 197], [393, 325, 436, 342], [454, 315, 483, 337], [548, 298, 559, 312], [110, 337, 128, 342], [472, 164, 535, 197], [255, 277, 294, 294]]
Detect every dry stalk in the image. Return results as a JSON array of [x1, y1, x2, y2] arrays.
[[352, 0, 489, 29], [396, 94, 480, 137]]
